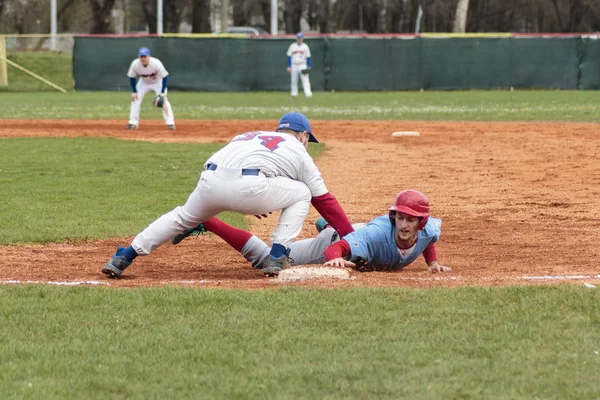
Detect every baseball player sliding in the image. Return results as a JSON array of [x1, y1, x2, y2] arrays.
[[102, 112, 354, 278], [173, 190, 451, 273], [286, 33, 313, 98], [126, 47, 175, 130]]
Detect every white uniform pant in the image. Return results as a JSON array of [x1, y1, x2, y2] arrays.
[[131, 166, 311, 255], [290, 64, 312, 97], [129, 80, 175, 126]]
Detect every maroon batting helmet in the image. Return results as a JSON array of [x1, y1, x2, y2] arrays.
[[388, 189, 430, 230]]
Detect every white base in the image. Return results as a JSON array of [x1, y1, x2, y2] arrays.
[[392, 131, 420, 137], [277, 266, 351, 281]]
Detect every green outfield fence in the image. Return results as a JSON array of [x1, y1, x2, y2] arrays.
[[72, 33, 600, 91]]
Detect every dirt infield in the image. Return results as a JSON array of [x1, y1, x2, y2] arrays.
[[2, 119, 599, 289]]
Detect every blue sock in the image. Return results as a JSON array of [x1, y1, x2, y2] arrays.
[[116, 246, 138, 262], [270, 243, 287, 259]]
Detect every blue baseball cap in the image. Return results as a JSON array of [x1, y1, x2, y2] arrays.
[[276, 112, 318, 143], [296, 32, 304, 39], [138, 47, 151, 56]]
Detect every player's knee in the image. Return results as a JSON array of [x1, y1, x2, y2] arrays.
[[175, 206, 201, 229], [298, 185, 311, 202]]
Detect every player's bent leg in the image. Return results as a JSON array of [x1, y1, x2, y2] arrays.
[[256, 178, 311, 276], [291, 67, 299, 97], [131, 185, 221, 255], [162, 98, 175, 126], [240, 235, 271, 269], [288, 228, 338, 266], [300, 73, 312, 97], [128, 83, 152, 126], [178, 216, 271, 270], [153, 86, 175, 127], [128, 97, 142, 126], [265, 178, 311, 249], [202, 217, 253, 253]]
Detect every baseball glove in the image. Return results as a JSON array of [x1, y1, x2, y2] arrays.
[[301, 68, 310, 75], [153, 95, 165, 108]]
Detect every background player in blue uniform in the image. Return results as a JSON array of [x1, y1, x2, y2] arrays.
[[173, 189, 451, 273]]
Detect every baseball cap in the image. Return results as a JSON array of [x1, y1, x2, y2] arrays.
[[296, 32, 304, 39], [276, 112, 318, 143], [138, 47, 151, 56]]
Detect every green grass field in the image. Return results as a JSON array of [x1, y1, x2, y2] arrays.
[[0, 138, 231, 243], [2, 90, 600, 121], [1, 285, 599, 399], [2, 53, 599, 399], [0, 52, 73, 92], [2, 52, 600, 121]]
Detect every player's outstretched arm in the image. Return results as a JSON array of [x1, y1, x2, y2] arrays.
[[325, 258, 356, 268], [323, 239, 355, 268], [427, 261, 452, 273], [423, 243, 450, 272]]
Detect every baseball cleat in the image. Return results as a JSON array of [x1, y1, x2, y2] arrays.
[[262, 254, 291, 277], [125, 124, 138, 130], [167, 124, 176, 130], [171, 223, 207, 245], [101, 247, 132, 279], [251, 255, 269, 270]]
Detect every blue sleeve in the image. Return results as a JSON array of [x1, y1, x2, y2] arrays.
[[129, 77, 137, 93], [342, 223, 387, 263], [307, 57, 312, 68], [161, 76, 168, 93], [287, 56, 291, 67], [424, 217, 442, 244]]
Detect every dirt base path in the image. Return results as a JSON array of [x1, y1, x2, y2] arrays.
[[2, 119, 599, 288]]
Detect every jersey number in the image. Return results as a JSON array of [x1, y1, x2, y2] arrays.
[[232, 132, 285, 152]]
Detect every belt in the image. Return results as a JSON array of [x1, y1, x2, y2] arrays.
[[206, 164, 260, 176]]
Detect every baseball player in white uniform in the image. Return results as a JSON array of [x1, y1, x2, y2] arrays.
[[126, 47, 175, 130], [102, 112, 354, 278], [286, 33, 313, 98]]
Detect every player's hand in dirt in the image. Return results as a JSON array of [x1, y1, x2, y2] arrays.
[[286, 67, 291, 74], [427, 262, 452, 273], [325, 258, 356, 268], [131, 93, 139, 101], [254, 212, 272, 219]]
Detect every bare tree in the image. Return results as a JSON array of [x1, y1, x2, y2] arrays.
[[551, 0, 593, 32], [385, 0, 404, 33], [232, 0, 245, 26], [453, 0, 470, 32], [2, 0, 600, 36], [90, 0, 116, 33], [192, 0, 211, 32], [283, 0, 302, 33], [359, 0, 386, 32], [317, 0, 335, 33], [221, 0, 229, 32], [141, 0, 156, 32], [231, 0, 270, 31]]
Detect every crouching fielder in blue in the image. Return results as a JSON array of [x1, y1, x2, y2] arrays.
[[323, 189, 451, 272]]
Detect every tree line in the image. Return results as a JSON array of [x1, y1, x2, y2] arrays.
[[1, 0, 599, 35]]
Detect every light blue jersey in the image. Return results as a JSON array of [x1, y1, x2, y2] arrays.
[[342, 215, 442, 270]]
